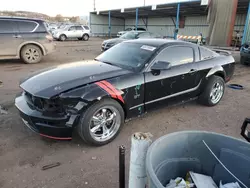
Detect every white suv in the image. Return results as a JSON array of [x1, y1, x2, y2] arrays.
[[53, 25, 90, 41]]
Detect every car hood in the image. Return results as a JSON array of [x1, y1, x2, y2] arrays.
[[103, 38, 126, 44], [20, 60, 132, 98]]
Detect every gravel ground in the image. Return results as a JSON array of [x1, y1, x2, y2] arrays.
[[0, 38, 250, 188]]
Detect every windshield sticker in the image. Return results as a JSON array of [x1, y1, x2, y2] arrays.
[[141, 45, 156, 51]]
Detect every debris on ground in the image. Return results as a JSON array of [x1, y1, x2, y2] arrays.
[[227, 84, 244, 90], [0, 80, 3, 87], [91, 156, 97, 160], [0, 105, 8, 115], [41, 162, 61, 170]]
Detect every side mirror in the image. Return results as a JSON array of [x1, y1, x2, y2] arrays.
[[151, 61, 171, 71]]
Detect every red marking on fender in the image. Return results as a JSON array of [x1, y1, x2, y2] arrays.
[[40, 133, 72, 140], [95, 82, 117, 99], [100, 80, 125, 103]]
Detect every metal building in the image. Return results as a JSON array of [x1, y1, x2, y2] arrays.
[[89, 0, 249, 46]]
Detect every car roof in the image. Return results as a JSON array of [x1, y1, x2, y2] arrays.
[[128, 31, 147, 33], [125, 38, 195, 47], [0, 16, 44, 22]]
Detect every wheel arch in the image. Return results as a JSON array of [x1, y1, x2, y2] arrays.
[[206, 65, 226, 80], [59, 33, 67, 38], [18, 42, 45, 57]]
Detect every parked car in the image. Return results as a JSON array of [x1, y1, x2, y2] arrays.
[[240, 42, 250, 65], [102, 31, 161, 51], [52, 25, 90, 41], [0, 17, 55, 64], [15, 39, 235, 146], [117, 27, 146, 37]]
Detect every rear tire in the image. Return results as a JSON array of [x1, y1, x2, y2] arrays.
[[240, 57, 249, 65], [198, 75, 225, 106], [82, 34, 89, 41], [20, 44, 42, 64], [77, 99, 124, 146]]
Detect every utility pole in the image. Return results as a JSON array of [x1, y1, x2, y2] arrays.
[[93, 0, 96, 11]]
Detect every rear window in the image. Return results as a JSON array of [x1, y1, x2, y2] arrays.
[[18, 21, 38, 32], [0, 20, 19, 33], [83, 26, 89, 30], [76, 26, 83, 30], [199, 47, 216, 60], [137, 28, 146, 31]]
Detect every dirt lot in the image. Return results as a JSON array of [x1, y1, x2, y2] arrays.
[[0, 38, 250, 188]]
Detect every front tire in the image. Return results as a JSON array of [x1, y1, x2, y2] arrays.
[[82, 34, 89, 41], [77, 99, 124, 146], [20, 44, 42, 64], [59, 34, 67, 41], [199, 75, 225, 106]]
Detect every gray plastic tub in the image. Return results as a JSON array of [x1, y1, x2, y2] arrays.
[[146, 131, 250, 188]]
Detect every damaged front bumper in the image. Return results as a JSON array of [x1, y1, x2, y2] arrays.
[[15, 93, 80, 140]]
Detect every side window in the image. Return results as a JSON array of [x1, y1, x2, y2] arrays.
[[83, 26, 89, 30], [199, 47, 216, 60], [0, 20, 19, 33], [76, 26, 83, 30], [18, 21, 38, 32], [138, 32, 151, 38], [155, 46, 194, 66], [125, 28, 132, 31], [68, 26, 76, 31]]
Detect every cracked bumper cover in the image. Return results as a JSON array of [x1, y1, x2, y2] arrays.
[[15, 94, 79, 140]]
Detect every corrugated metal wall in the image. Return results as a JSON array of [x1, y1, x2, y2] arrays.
[[90, 13, 124, 36], [243, 14, 250, 43], [125, 14, 246, 37], [90, 13, 246, 38]]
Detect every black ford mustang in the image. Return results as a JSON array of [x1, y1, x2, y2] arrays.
[[15, 39, 235, 146]]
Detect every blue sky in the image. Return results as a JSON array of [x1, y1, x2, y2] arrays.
[[1, 0, 199, 17]]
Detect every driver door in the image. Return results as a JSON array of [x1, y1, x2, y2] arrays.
[[144, 45, 199, 110], [66, 26, 77, 38]]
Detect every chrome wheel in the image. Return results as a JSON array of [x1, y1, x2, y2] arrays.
[[210, 82, 224, 104], [24, 48, 40, 63], [83, 34, 89, 41], [89, 106, 121, 142], [60, 35, 66, 41]]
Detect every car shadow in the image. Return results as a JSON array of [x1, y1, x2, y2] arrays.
[[0, 59, 23, 65]]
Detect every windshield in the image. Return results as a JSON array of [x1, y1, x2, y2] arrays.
[[120, 32, 138, 39], [95, 42, 156, 71]]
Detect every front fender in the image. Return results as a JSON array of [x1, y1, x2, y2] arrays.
[[59, 81, 125, 115]]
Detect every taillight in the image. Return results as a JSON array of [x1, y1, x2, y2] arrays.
[[46, 34, 53, 41]]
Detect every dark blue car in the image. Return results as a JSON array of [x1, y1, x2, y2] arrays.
[[240, 42, 250, 65]]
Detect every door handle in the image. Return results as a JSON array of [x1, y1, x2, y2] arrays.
[[13, 35, 22, 38], [189, 69, 197, 73]]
